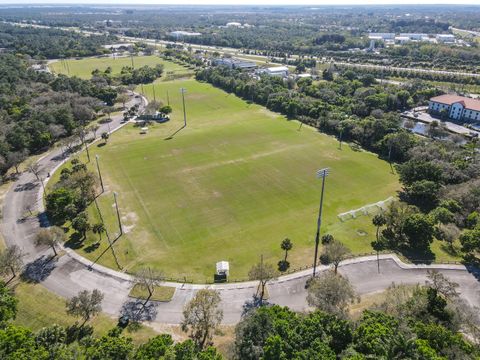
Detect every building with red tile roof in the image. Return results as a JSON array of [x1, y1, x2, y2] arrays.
[[428, 94, 480, 122]]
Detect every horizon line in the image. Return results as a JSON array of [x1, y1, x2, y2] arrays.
[[2, 1, 480, 6]]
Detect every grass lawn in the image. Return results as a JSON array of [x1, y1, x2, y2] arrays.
[[56, 75, 404, 282], [129, 284, 176, 302], [49, 55, 189, 79], [12, 281, 157, 344]]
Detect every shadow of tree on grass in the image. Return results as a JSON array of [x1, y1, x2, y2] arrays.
[[397, 246, 436, 265], [64, 232, 85, 250], [84, 242, 100, 253]]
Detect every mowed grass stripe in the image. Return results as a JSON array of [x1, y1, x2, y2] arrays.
[[60, 77, 400, 281]]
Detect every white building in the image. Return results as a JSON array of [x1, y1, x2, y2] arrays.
[[395, 36, 411, 44], [429, 95, 480, 122], [260, 66, 289, 77], [399, 33, 428, 41], [226, 22, 242, 27], [169, 31, 201, 39], [296, 73, 312, 79], [213, 57, 257, 70], [436, 34, 456, 43], [368, 33, 395, 41]]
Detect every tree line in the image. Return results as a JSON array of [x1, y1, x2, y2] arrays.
[[1, 254, 478, 359], [0, 280, 223, 359], [92, 63, 164, 85], [0, 23, 116, 59], [0, 53, 119, 176]]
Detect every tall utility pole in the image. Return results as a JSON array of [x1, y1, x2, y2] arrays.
[[312, 168, 330, 277], [153, 84, 157, 102], [113, 192, 123, 236], [167, 90, 170, 106], [95, 155, 104, 193], [180, 87, 187, 127], [130, 53, 134, 68]]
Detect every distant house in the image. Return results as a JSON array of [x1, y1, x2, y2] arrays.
[[436, 34, 456, 43], [169, 31, 202, 39], [399, 33, 428, 41], [213, 57, 257, 70], [368, 33, 395, 41], [226, 22, 242, 27], [31, 64, 49, 73], [395, 36, 411, 44], [428, 95, 480, 122], [259, 66, 289, 77]]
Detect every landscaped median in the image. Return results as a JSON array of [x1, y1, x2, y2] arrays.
[[129, 284, 176, 302]]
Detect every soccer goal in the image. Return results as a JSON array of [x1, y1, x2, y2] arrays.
[[337, 196, 394, 222]]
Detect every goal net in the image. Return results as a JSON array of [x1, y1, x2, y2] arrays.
[[337, 196, 394, 222]]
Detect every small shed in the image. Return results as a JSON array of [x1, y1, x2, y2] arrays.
[[216, 261, 230, 276]]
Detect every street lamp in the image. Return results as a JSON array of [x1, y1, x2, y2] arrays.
[[180, 87, 187, 127], [312, 167, 330, 277]]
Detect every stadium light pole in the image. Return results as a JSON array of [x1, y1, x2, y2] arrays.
[[180, 87, 187, 127], [95, 155, 104, 193], [312, 167, 329, 277], [113, 192, 123, 236]]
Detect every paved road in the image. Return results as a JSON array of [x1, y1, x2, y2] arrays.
[[1, 87, 480, 325], [10, 21, 480, 79], [336, 62, 480, 78], [402, 110, 480, 137]]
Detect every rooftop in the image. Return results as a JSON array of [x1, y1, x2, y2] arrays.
[[266, 66, 289, 72], [431, 95, 480, 112]]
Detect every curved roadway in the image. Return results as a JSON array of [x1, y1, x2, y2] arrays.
[[1, 93, 480, 325]]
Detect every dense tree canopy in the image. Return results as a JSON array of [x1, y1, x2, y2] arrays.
[[0, 23, 115, 59]]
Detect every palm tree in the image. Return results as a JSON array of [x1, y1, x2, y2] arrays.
[[280, 238, 293, 261], [92, 223, 106, 243], [321, 234, 334, 245], [372, 214, 387, 273], [387, 333, 418, 359], [372, 214, 386, 242]]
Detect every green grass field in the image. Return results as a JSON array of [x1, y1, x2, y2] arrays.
[[49, 55, 190, 79], [12, 282, 157, 344], [57, 76, 406, 281]]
